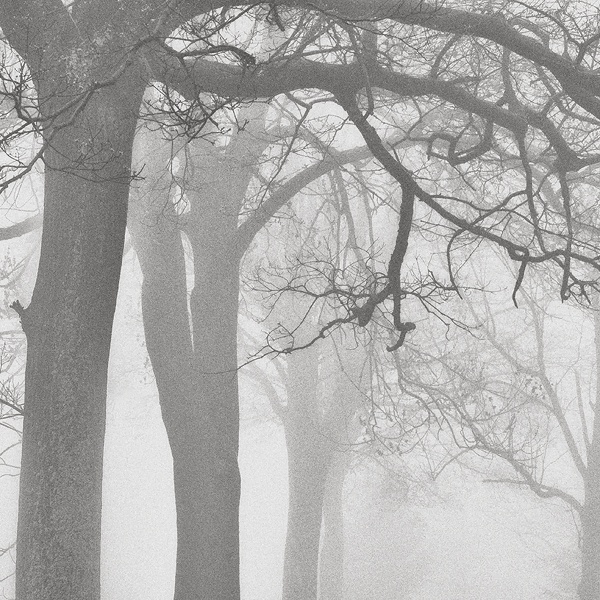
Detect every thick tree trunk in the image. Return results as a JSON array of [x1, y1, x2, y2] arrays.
[[131, 126, 249, 599], [283, 344, 331, 600], [176, 243, 241, 600], [170, 128, 261, 600], [16, 78, 143, 600], [579, 308, 600, 600]]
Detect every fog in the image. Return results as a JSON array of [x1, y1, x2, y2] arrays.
[[81, 252, 579, 600], [1, 2, 600, 599], [0, 121, 590, 600], [0, 211, 586, 598]]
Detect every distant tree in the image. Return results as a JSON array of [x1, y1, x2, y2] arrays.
[[246, 173, 375, 600], [390, 273, 600, 599], [254, 334, 364, 600]]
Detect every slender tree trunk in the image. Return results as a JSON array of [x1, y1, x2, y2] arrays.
[[319, 451, 350, 600], [129, 129, 200, 600], [16, 77, 143, 600], [133, 221, 242, 600], [283, 344, 332, 600], [579, 308, 600, 600], [132, 95, 275, 597], [318, 344, 363, 600], [281, 340, 364, 600], [580, 492, 600, 600]]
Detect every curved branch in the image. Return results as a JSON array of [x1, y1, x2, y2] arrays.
[[0, 214, 41, 241], [236, 144, 375, 253], [147, 45, 528, 136]]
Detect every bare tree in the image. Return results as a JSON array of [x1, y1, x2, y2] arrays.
[[4, 2, 600, 598], [387, 272, 600, 598], [128, 88, 377, 597]]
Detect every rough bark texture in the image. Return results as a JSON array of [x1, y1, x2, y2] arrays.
[[579, 308, 600, 600], [0, 3, 163, 597], [16, 64, 144, 600]]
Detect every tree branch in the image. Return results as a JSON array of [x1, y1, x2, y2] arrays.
[[0, 214, 41, 241]]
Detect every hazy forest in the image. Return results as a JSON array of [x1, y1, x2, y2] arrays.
[[4, 0, 600, 599]]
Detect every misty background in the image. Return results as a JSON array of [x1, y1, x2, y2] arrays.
[[1, 2, 599, 599]]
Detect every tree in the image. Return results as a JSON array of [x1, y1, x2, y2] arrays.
[[4, 2, 600, 598], [0, 5, 146, 597], [245, 173, 376, 600], [128, 87, 377, 597], [388, 268, 600, 598], [259, 334, 364, 600]]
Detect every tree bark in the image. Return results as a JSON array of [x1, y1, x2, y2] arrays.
[[130, 138, 242, 600], [579, 307, 600, 600], [282, 343, 331, 600], [172, 134, 251, 600], [176, 267, 240, 600], [16, 75, 143, 600], [130, 123, 264, 599], [319, 451, 350, 600], [318, 345, 362, 600]]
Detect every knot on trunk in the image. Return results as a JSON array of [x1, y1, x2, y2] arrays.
[[10, 300, 30, 334]]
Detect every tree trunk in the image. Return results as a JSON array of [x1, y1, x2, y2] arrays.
[[170, 126, 263, 600], [318, 343, 363, 600], [176, 242, 241, 600], [131, 126, 250, 599], [319, 451, 350, 600], [579, 308, 600, 600], [131, 97, 270, 598], [16, 77, 143, 600], [283, 344, 331, 600], [129, 128, 200, 600]]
